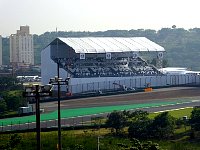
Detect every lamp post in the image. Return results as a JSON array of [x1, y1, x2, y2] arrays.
[[23, 84, 53, 150], [49, 75, 70, 150]]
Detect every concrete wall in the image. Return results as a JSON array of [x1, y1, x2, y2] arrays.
[[41, 45, 68, 90], [69, 74, 200, 93]]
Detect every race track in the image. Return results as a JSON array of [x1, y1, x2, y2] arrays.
[[1, 86, 200, 132], [41, 86, 200, 112]]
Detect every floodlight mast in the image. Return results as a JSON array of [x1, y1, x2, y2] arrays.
[[35, 85, 40, 150], [57, 61, 61, 150], [49, 73, 70, 150], [23, 84, 52, 150]]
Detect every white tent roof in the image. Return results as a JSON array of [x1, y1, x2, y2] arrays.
[[57, 37, 165, 53]]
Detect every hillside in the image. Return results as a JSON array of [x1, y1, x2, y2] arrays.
[[2, 28, 200, 70]]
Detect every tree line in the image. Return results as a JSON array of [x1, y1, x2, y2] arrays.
[[106, 108, 200, 140]]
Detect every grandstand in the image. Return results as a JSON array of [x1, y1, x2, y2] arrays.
[[60, 55, 161, 78], [41, 37, 165, 94]]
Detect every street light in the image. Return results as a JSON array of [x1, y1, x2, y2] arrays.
[[23, 84, 53, 150], [49, 76, 70, 150]]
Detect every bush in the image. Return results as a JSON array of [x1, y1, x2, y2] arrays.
[[128, 119, 152, 139], [190, 107, 200, 131], [150, 112, 175, 139]]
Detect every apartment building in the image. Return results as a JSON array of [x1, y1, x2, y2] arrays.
[[10, 26, 34, 66]]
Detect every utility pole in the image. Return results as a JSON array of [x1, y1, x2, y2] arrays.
[[23, 84, 53, 150]]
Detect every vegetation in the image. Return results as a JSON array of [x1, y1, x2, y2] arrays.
[[0, 90, 26, 117], [190, 106, 200, 131], [150, 112, 175, 139], [106, 110, 176, 139], [106, 111, 127, 134], [0, 76, 25, 116], [0, 76, 22, 91], [1, 108, 200, 149]]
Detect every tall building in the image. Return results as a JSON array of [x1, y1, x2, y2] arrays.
[[10, 26, 34, 66], [0, 35, 2, 66]]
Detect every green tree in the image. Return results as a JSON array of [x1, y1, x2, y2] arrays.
[[127, 110, 149, 123], [150, 112, 175, 139], [2, 90, 26, 111], [0, 99, 7, 113], [0, 77, 22, 91], [128, 110, 151, 139], [128, 119, 152, 139], [190, 107, 200, 131], [106, 111, 127, 134]]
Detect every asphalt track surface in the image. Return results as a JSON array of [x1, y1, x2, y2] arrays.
[[41, 86, 200, 112], [1, 86, 200, 132]]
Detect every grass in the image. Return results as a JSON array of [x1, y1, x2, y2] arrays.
[[1, 129, 200, 150], [148, 107, 193, 119]]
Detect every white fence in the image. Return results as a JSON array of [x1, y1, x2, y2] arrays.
[[68, 75, 200, 94]]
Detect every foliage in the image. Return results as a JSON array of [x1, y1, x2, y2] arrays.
[[0, 134, 22, 150], [1, 128, 200, 150], [1, 90, 26, 111], [127, 110, 152, 139], [0, 77, 22, 91], [150, 112, 176, 139], [190, 107, 200, 131], [0, 99, 7, 113], [74, 144, 84, 150], [128, 119, 152, 139], [106, 111, 127, 134], [9, 134, 22, 149], [117, 138, 161, 150], [126, 110, 149, 123], [175, 118, 185, 129]]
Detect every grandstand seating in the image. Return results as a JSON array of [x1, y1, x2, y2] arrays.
[[59, 56, 162, 78]]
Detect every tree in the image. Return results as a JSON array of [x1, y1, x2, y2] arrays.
[[190, 107, 200, 131], [127, 110, 149, 122], [2, 90, 26, 111], [128, 110, 151, 139], [106, 111, 127, 134], [0, 99, 7, 113], [0, 77, 22, 91], [150, 112, 175, 139], [128, 119, 152, 139]]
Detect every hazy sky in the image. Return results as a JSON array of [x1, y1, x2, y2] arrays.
[[1, 0, 200, 37]]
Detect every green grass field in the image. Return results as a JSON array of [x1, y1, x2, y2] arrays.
[[149, 107, 193, 119]]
